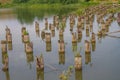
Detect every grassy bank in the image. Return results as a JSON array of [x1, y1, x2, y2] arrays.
[[0, 2, 98, 14]]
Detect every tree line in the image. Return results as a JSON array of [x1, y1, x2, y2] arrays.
[[12, 0, 90, 4]]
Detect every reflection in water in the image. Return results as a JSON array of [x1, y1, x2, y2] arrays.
[[8, 42, 13, 51], [85, 52, 91, 64], [36, 31, 40, 37], [59, 52, 65, 65], [26, 53, 34, 63], [36, 70, 44, 80], [91, 42, 96, 52], [75, 69, 82, 80], [72, 42, 77, 52], [15, 7, 75, 24], [46, 42, 51, 52]]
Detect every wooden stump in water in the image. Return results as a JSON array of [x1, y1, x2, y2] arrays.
[[21, 27, 26, 37], [51, 24, 55, 31], [5, 26, 10, 35], [72, 32, 77, 43], [23, 33, 30, 43], [75, 54, 82, 70], [25, 42, 33, 53], [36, 54, 44, 70], [6, 33, 12, 43], [45, 32, 51, 43]]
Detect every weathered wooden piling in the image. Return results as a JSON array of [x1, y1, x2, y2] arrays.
[[23, 31, 30, 43], [5, 26, 10, 35], [51, 24, 55, 31], [58, 40, 65, 53], [36, 54, 44, 70], [1, 40, 7, 53], [21, 27, 26, 37], [75, 54, 82, 70], [59, 29, 63, 36], [75, 69, 82, 80], [72, 33, 77, 43], [6, 33, 12, 43], [25, 42, 33, 53], [45, 32, 51, 43]]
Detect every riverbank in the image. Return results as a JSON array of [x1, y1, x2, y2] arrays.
[[0, 2, 98, 13], [0, 2, 119, 15]]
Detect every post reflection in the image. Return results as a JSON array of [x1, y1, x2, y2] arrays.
[[85, 52, 91, 64], [59, 52, 65, 65], [75, 69, 82, 80]]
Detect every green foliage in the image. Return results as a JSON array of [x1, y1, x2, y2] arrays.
[[24, 31, 29, 35], [13, 0, 29, 3]]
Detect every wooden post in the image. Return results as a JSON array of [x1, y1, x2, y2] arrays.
[[23, 33, 30, 43], [45, 33, 51, 43], [75, 54, 82, 70], [36, 54, 44, 70], [72, 32, 77, 43], [25, 42, 33, 53], [6, 33, 12, 43], [21, 27, 26, 37]]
